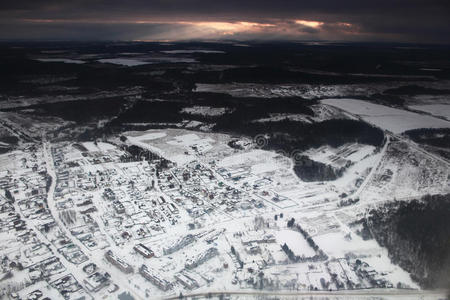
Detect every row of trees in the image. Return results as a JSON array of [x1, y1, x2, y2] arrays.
[[283, 218, 328, 262]]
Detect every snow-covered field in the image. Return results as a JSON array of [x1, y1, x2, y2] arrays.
[[181, 106, 231, 117], [161, 50, 225, 54], [321, 98, 450, 133], [98, 58, 151, 66], [36, 58, 86, 64], [303, 143, 375, 169], [408, 104, 450, 120], [275, 230, 316, 256], [98, 55, 197, 66]]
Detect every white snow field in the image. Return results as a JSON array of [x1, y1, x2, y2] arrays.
[[161, 49, 225, 54], [98, 58, 151, 66], [321, 98, 450, 133], [275, 229, 316, 257], [99, 56, 197, 66], [36, 58, 86, 64], [408, 104, 450, 121]]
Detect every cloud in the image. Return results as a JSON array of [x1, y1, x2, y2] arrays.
[[0, 0, 449, 42]]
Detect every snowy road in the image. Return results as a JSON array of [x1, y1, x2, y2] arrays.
[[164, 288, 448, 300], [352, 136, 390, 200], [43, 141, 145, 300]]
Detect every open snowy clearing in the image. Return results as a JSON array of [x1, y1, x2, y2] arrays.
[[321, 98, 450, 133], [36, 58, 86, 64], [275, 229, 316, 257], [161, 49, 225, 54], [98, 58, 151, 66], [408, 104, 450, 121], [98, 56, 197, 66], [124, 129, 232, 165]]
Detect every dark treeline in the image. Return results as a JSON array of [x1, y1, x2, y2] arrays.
[[189, 66, 408, 85], [384, 85, 450, 96], [366, 194, 450, 289], [365, 93, 406, 107], [4, 98, 130, 123], [216, 118, 384, 151], [404, 128, 450, 149], [293, 156, 345, 182], [111, 100, 185, 124], [282, 218, 328, 262], [120, 144, 171, 170]]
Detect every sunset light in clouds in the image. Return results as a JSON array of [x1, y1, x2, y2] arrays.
[[179, 21, 275, 35], [1, 0, 448, 43], [16, 18, 358, 41], [295, 20, 324, 28]]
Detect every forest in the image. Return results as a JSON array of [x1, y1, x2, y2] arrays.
[[366, 194, 450, 289]]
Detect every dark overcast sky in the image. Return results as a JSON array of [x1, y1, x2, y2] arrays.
[[0, 0, 449, 43]]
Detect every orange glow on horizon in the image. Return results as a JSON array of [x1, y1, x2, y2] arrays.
[[177, 21, 275, 35], [295, 19, 324, 28]]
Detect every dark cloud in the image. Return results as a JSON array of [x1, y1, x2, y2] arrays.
[[0, 0, 449, 42]]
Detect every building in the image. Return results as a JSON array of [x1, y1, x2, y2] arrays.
[[83, 272, 109, 292], [134, 243, 154, 258], [105, 250, 133, 274], [174, 272, 199, 290], [112, 200, 125, 214], [139, 265, 173, 291], [163, 234, 195, 255], [241, 233, 276, 245], [185, 247, 219, 269], [168, 203, 178, 214]]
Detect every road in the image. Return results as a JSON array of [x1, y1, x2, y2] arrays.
[[352, 135, 390, 199], [0, 118, 38, 143], [164, 288, 448, 299], [43, 140, 145, 300]]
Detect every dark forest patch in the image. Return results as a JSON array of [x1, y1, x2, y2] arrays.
[[404, 128, 450, 149], [365, 194, 450, 289]]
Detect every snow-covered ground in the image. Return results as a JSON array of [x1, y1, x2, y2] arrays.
[[36, 58, 86, 64], [99, 56, 197, 66], [194, 83, 403, 99], [408, 104, 450, 120], [321, 98, 450, 133], [161, 50, 225, 54], [275, 229, 316, 256], [181, 106, 232, 117], [252, 113, 313, 123], [98, 58, 151, 66]]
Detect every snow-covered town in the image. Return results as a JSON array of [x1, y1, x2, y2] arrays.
[[0, 119, 448, 299]]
